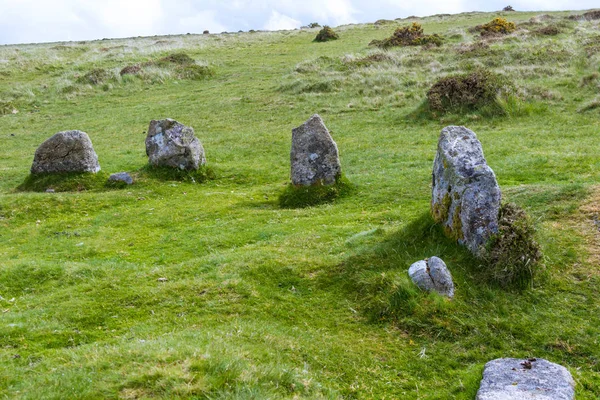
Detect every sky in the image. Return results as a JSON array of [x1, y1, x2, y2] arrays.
[[0, 0, 597, 45]]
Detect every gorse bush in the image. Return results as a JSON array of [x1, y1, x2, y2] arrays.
[[483, 203, 543, 288], [314, 26, 339, 42], [475, 17, 517, 36], [370, 23, 444, 48], [425, 69, 513, 114]]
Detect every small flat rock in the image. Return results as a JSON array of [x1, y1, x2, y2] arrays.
[[109, 172, 133, 185], [408, 256, 454, 298], [145, 119, 205, 170], [290, 114, 341, 186], [477, 358, 575, 400], [31, 130, 100, 174]]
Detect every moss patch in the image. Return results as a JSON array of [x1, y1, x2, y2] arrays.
[[16, 171, 111, 192]]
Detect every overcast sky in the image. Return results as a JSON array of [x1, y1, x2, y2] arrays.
[[0, 0, 597, 45]]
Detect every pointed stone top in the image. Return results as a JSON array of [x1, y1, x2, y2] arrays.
[[290, 114, 341, 186]]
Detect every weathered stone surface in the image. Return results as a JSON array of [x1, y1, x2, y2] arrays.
[[109, 172, 133, 185], [477, 358, 575, 400], [431, 126, 501, 256], [145, 119, 205, 170], [31, 130, 100, 174], [290, 114, 341, 186], [408, 256, 454, 297]]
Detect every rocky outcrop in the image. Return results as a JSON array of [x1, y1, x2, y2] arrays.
[[145, 119, 205, 170], [290, 114, 341, 186], [408, 256, 454, 298], [477, 358, 575, 400], [431, 126, 501, 256], [31, 130, 100, 174]]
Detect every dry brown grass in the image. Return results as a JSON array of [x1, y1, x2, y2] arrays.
[[577, 186, 600, 270]]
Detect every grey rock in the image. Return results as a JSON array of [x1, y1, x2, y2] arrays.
[[431, 126, 501, 256], [408, 256, 454, 297], [109, 172, 133, 185], [145, 119, 205, 170], [45, 188, 55, 193], [31, 130, 100, 174], [290, 114, 341, 186], [477, 358, 575, 400]]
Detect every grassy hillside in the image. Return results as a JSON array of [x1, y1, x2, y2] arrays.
[[1, 9, 599, 399]]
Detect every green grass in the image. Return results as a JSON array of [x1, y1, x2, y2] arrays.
[[1, 9, 600, 399]]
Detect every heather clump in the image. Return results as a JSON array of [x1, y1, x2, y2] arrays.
[[425, 69, 513, 114], [314, 26, 339, 42]]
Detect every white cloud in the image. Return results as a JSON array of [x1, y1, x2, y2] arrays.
[[0, 0, 598, 45], [179, 10, 227, 34], [263, 10, 301, 31]]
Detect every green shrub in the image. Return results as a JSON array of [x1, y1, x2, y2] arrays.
[[278, 175, 352, 208], [371, 23, 443, 48], [483, 203, 543, 288], [76, 68, 111, 85], [314, 26, 339, 42], [308, 22, 321, 28], [425, 69, 513, 114], [177, 64, 215, 80]]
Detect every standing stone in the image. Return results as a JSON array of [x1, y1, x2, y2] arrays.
[[477, 358, 575, 400], [145, 119, 205, 170], [31, 130, 100, 174], [431, 126, 501, 256], [408, 256, 454, 298], [290, 114, 341, 186]]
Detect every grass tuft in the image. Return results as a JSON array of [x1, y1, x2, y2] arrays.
[[137, 164, 216, 183], [483, 203, 543, 289]]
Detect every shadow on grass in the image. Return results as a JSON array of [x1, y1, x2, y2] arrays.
[[16, 171, 112, 193], [278, 175, 353, 208], [317, 211, 509, 338]]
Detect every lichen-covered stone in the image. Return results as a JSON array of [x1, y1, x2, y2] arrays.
[[408, 256, 454, 298], [145, 119, 205, 170], [109, 172, 133, 185], [31, 130, 100, 174], [477, 358, 575, 400], [290, 114, 341, 186], [432, 126, 501, 256]]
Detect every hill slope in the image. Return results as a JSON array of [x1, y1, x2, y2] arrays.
[[1, 9, 599, 399]]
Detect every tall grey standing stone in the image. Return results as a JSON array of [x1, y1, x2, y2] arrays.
[[145, 119, 205, 170], [290, 114, 341, 186], [431, 126, 501, 256], [408, 256, 454, 298], [477, 358, 575, 400], [31, 130, 100, 174]]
